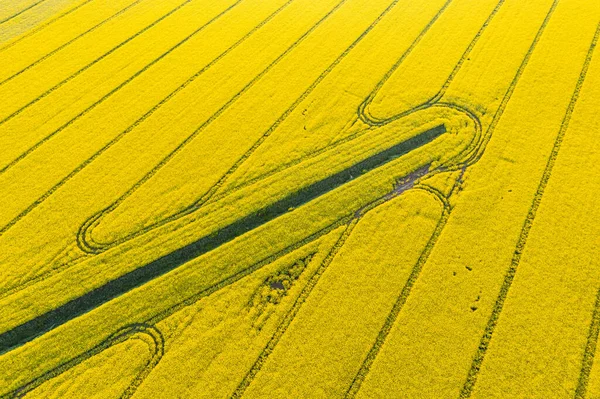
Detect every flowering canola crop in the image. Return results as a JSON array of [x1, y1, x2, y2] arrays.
[[1, 0, 599, 397]]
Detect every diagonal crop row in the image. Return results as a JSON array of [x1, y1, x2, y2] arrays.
[[344, 184, 453, 398], [3, 323, 164, 399], [0, 0, 562, 394], [76, 0, 455, 255], [0, 0, 296, 237], [459, 10, 600, 397], [575, 287, 600, 399], [0, 124, 447, 355], [347, 0, 567, 395], [0, 0, 149, 87], [0, 0, 515, 376], [3, 154, 436, 396], [0, 0, 96, 52], [239, 0, 568, 394], [0, 0, 199, 133], [0, 0, 48, 25]]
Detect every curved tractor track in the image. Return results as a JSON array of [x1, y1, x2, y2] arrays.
[[0, 0, 586, 397], [72, 0, 499, 257], [4, 323, 164, 399]]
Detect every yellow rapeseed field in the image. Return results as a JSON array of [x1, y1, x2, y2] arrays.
[[1, 0, 599, 397]]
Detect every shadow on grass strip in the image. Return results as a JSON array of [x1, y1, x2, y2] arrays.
[[76, 0, 399, 254], [230, 165, 433, 397], [0, 124, 445, 356], [0, 0, 292, 237], [76, 0, 483, 257], [0, 0, 340, 304]]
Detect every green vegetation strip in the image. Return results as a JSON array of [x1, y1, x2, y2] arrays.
[[0, 124, 445, 355]]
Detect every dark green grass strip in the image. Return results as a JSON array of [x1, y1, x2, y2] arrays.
[[0, 124, 445, 356]]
